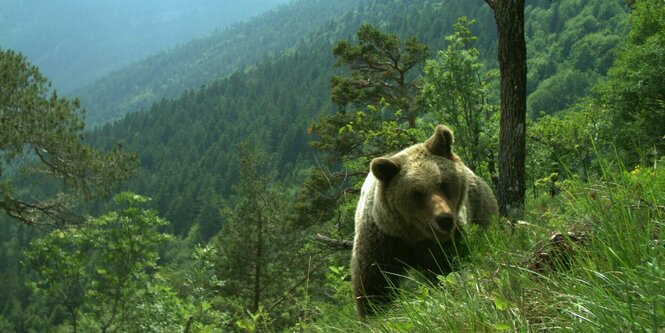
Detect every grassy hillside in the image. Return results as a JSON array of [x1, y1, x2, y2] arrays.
[[310, 162, 665, 332]]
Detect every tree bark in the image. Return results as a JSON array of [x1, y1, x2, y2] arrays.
[[252, 209, 265, 314], [485, 0, 527, 220]]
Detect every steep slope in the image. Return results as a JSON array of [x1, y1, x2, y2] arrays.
[[73, 0, 368, 126], [88, 0, 627, 239], [88, 0, 496, 238]]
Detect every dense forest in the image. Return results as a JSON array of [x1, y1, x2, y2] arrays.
[[72, 0, 373, 126], [1, 0, 663, 332]]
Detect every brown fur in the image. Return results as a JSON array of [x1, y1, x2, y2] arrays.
[[351, 125, 498, 318]]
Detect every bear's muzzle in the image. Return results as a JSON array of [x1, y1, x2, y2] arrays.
[[435, 213, 455, 231]]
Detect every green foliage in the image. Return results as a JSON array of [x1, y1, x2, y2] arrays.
[[0, 315, 11, 332], [2, 0, 649, 331], [545, 162, 665, 331], [527, 0, 664, 183], [331, 23, 429, 128], [310, 22, 429, 175], [527, 69, 595, 116], [594, 0, 665, 166], [524, 0, 628, 115], [24, 192, 182, 332], [318, 102, 429, 166], [208, 142, 310, 331], [526, 0, 665, 192], [295, 265, 358, 332], [527, 101, 611, 195], [0, 49, 136, 227], [177, 244, 231, 331], [423, 17, 499, 181]]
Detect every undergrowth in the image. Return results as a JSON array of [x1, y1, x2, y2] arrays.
[[307, 158, 665, 332]]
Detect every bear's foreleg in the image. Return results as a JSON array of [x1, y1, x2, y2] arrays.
[[351, 221, 409, 318]]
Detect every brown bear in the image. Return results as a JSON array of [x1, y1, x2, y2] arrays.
[[351, 124, 498, 318]]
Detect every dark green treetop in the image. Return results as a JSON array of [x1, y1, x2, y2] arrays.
[[331, 23, 429, 129]]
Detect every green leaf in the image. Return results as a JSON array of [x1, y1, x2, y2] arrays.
[[494, 322, 512, 331], [492, 290, 508, 311]]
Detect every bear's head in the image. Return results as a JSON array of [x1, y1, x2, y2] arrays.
[[370, 125, 469, 242]]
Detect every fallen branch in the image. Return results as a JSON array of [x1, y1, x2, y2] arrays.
[[528, 231, 588, 273], [314, 233, 353, 250]]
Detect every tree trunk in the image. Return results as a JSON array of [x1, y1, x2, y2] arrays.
[[252, 212, 264, 313], [68, 306, 78, 333], [485, 0, 527, 220]]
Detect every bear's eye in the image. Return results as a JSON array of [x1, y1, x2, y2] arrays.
[[440, 183, 450, 197], [411, 190, 425, 202]]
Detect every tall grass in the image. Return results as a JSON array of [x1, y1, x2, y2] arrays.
[[309, 159, 664, 332]]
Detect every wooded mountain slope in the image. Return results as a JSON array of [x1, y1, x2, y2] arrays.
[[73, 0, 370, 126], [1, 0, 646, 331], [88, 0, 626, 240]]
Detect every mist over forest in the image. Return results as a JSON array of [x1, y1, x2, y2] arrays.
[[0, 0, 289, 92]]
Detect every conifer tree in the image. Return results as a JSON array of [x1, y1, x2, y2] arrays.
[[214, 141, 304, 329], [330, 24, 429, 129], [311, 24, 429, 163], [0, 49, 136, 226]]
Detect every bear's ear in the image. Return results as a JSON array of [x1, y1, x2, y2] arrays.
[[371, 157, 401, 183], [426, 125, 454, 158]]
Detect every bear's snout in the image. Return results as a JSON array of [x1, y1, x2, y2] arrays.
[[435, 213, 455, 231]]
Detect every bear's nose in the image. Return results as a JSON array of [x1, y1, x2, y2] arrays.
[[435, 214, 455, 231]]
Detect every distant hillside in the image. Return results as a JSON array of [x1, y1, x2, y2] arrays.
[[73, 0, 368, 127], [0, 0, 289, 93], [87, 0, 497, 237]]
